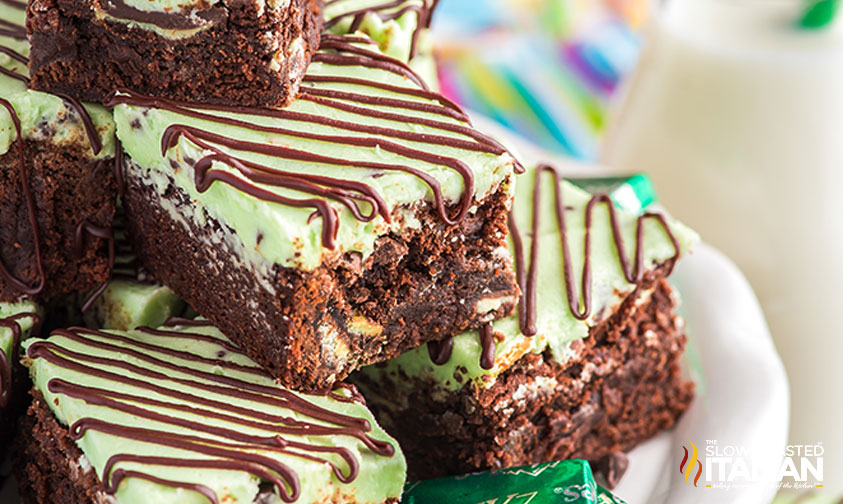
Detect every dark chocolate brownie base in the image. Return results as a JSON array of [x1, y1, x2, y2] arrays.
[[122, 164, 519, 391], [0, 140, 115, 302], [27, 0, 321, 108], [12, 393, 400, 504], [14, 394, 103, 504], [353, 277, 695, 480]]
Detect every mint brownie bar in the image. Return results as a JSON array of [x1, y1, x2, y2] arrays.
[[108, 34, 521, 390], [0, 298, 40, 451], [26, 0, 321, 108], [14, 321, 405, 503], [353, 166, 698, 479], [1, 1, 117, 302]]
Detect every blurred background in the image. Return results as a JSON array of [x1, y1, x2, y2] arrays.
[[429, 0, 843, 502], [432, 0, 643, 159]]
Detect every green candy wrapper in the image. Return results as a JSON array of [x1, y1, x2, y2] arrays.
[[567, 174, 657, 215], [402, 459, 627, 504]]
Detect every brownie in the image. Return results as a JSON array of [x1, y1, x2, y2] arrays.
[[110, 34, 521, 391], [13, 322, 405, 503], [1, 1, 117, 303], [352, 165, 700, 480], [0, 299, 40, 455], [26, 0, 322, 108], [356, 277, 694, 479]]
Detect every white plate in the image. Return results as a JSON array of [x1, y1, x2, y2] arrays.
[[0, 117, 790, 504]]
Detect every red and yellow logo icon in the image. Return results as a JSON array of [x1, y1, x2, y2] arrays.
[[680, 441, 703, 487]]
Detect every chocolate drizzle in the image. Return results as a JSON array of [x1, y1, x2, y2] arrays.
[[1, 2, 102, 152], [427, 337, 453, 365], [74, 218, 116, 312], [0, 97, 46, 296], [104, 33, 521, 250], [28, 326, 395, 503], [512, 165, 681, 324], [100, 0, 224, 30], [0, 0, 27, 9], [0, 16, 26, 39], [478, 323, 496, 370], [113, 138, 126, 197], [315, 34, 428, 90], [0, 311, 40, 408], [323, 0, 437, 59], [163, 316, 214, 328], [430, 164, 682, 371]]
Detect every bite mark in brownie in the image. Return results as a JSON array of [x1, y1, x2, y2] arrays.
[[26, 0, 322, 107], [124, 170, 518, 391], [110, 35, 521, 390]]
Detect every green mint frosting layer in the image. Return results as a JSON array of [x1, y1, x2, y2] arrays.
[[324, 0, 439, 88], [83, 279, 186, 332], [23, 323, 406, 504], [98, 0, 289, 16], [359, 166, 699, 393], [112, 36, 515, 274], [0, 4, 115, 159], [0, 298, 40, 368]]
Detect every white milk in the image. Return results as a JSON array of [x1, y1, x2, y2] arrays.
[[603, 0, 843, 493]]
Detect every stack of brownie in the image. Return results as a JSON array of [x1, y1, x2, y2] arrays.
[[0, 0, 699, 502]]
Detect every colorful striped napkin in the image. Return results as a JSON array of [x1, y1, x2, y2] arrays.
[[432, 0, 648, 159]]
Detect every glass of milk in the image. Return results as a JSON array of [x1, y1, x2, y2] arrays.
[[603, 0, 843, 492]]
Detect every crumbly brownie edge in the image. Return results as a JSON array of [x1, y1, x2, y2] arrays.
[[12, 393, 105, 504], [12, 393, 400, 504], [122, 163, 519, 391], [0, 140, 116, 302], [26, 0, 322, 108], [352, 276, 695, 480]]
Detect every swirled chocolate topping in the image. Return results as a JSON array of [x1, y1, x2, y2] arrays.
[[26, 325, 403, 503]]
